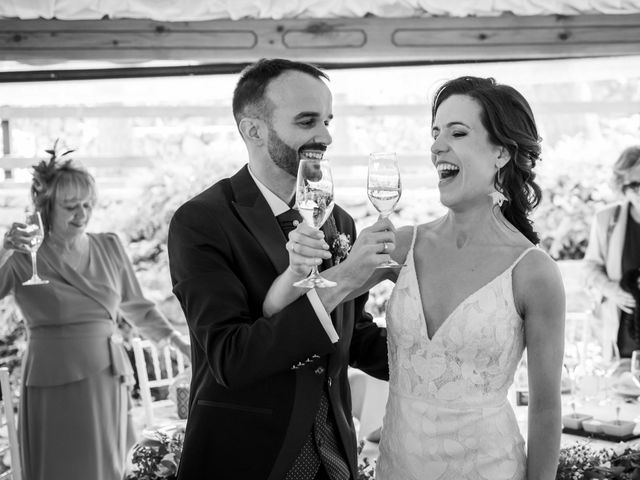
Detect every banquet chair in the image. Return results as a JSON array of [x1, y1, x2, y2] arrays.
[[131, 338, 188, 428], [0, 367, 22, 480]]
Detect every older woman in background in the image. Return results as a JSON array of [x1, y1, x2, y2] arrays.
[[584, 146, 640, 358], [0, 151, 189, 480]]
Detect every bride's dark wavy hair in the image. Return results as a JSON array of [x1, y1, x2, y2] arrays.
[[431, 76, 543, 245]]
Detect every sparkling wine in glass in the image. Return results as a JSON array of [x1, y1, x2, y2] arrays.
[[630, 350, 640, 422], [293, 157, 336, 288], [368, 152, 402, 268], [563, 311, 589, 405], [631, 350, 640, 392], [593, 340, 621, 405], [22, 210, 49, 286]]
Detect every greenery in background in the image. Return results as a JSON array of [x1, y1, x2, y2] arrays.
[[101, 154, 242, 325], [126, 426, 184, 480], [556, 442, 640, 480], [534, 125, 638, 260], [1, 75, 639, 369]]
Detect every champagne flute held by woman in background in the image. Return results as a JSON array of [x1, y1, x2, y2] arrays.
[[21, 209, 49, 285]]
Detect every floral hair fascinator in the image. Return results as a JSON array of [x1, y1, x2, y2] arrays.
[[31, 139, 75, 194]]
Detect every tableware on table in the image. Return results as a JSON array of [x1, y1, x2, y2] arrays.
[[611, 371, 640, 397], [562, 401, 593, 430], [582, 419, 605, 434], [562, 413, 593, 430], [367, 152, 402, 269], [631, 350, 640, 396], [601, 420, 636, 437], [581, 407, 636, 437], [593, 339, 621, 405], [21, 210, 49, 286], [563, 312, 589, 404], [293, 156, 336, 288]]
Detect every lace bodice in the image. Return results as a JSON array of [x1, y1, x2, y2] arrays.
[[376, 226, 537, 480], [386, 233, 529, 407]]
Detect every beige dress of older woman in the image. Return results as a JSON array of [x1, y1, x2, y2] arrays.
[[0, 232, 175, 480]]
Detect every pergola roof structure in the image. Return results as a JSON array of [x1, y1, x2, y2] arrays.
[[0, 0, 639, 80]]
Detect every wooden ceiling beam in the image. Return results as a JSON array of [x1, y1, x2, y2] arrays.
[[0, 13, 639, 65], [1, 101, 639, 119]]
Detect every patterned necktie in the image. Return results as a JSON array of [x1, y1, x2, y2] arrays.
[[277, 209, 303, 238]]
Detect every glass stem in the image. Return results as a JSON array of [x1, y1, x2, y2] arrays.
[[31, 251, 38, 278], [309, 264, 321, 279]]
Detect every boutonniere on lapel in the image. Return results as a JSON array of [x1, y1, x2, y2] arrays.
[[325, 215, 351, 265], [331, 233, 352, 265]]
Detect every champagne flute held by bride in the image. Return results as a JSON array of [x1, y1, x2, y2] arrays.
[[368, 152, 403, 268]]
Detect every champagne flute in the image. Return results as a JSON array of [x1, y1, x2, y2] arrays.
[[293, 157, 336, 288], [630, 350, 640, 397], [595, 340, 621, 405], [367, 152, 402, 268], [563, 311, 588, 405], [630, 351, 640, 423], [563, 343, 583, 405], [22, 210, 49, 286]]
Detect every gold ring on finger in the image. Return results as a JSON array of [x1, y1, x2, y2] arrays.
[[382, 242, 388, 253]]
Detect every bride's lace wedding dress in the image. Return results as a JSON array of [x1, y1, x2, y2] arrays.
[[376, 227, 538, 480]]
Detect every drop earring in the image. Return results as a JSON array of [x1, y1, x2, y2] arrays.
[[490, 164, 507, 207], [489, 191, 507, 207]]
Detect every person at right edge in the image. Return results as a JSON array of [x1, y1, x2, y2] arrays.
[[167, 58, 390, 480], [584, 146, 640, 357]]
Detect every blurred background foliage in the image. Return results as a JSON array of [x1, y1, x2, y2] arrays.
[[1, 60, 640, 366]]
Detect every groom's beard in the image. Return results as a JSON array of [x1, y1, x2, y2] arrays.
[[267, 125, 299, 178]]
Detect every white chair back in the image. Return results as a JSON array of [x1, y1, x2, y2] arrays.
[[131, 338, 188, 427], [0, 367, 22, 480]]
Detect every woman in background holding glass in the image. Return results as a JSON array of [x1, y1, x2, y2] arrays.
[[0, 152, 189, 480], [584, 146, 640, 360]]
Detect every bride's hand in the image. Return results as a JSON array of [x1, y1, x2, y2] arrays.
[[286, 222, 331, 279], [341, 217, 396, 283]]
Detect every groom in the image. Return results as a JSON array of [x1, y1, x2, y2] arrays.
[[168, 58, 389, 480]]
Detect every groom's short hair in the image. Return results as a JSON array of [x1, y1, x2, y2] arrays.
[[232, 58, 329, 126]]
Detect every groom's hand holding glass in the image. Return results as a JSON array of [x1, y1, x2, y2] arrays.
[[285, 222, 332, 282]]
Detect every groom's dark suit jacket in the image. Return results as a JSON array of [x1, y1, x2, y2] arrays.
[[168, 165, 388, 480]]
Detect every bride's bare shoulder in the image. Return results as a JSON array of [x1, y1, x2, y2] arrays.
[[416, 216, 446, 240]]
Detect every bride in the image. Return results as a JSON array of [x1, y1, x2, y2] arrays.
[[266, 75, 564, 480], [372, 76, 565, 480]]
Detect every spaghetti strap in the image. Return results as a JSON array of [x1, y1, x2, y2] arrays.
[[400, 225, 418, 273], [507, 246, 542, 272], [409, 225, 418, 252]]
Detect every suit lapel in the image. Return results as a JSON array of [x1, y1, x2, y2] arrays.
[[320, 213, 337, 271], [230, 166, 289, 274]]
